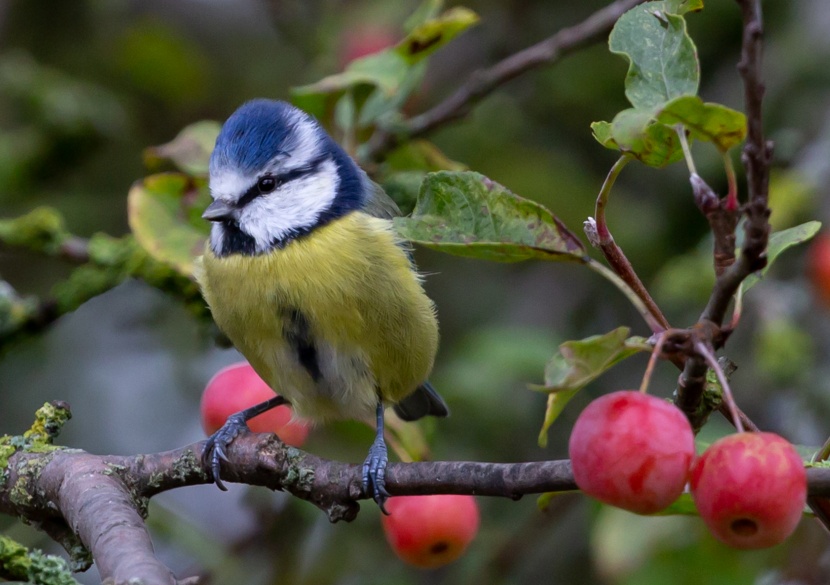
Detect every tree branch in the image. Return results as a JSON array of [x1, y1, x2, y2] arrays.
[[362, 0, 647, 162], [675, 0, 772, 427], [5, 428, 830, 584]]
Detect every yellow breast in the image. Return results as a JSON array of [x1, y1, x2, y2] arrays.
[[197, 212, 438, 422]]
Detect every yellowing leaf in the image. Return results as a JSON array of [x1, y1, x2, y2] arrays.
[[394, 7, 479, 64], [143, 120, 220, 175], [532, 327, 649, 446], [656, 96, 746, 151], [127, 173, 210, 277]]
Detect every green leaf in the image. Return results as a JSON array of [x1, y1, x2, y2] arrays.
[[656, 95, 746, 151], [143, 120, 220, 175], [404, 0, 444, 32], [531, 327, 649, 446], [741, 220, 822, 293], [609, 108, 684, 167], [537, 490, 578, 512], [609, 2, 699, 109], [357, 60, 426, 127], [127, 173, 210, 277], [591, 121, 617, 149], [393, 171, 587, 262], [537, 388, 580, 448], [293, 51, 409, 114], [291, 5, 477, 124], [664, 0, 705, 14]]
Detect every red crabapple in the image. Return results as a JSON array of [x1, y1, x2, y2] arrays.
[[381, 494, 480, 569], [808, 232, 830, 306], [691, 432, 806, 549], [569, 390, 696, 514], [200, 361, 310, 447]]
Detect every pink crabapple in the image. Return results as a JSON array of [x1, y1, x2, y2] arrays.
[[200, 361, 310, 447], [569, 390, 696, 514]]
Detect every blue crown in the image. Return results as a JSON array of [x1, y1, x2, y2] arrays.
[[210, 99, 305, 174]]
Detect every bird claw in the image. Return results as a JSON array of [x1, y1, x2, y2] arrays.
[[362, 435, 390, 514], [203, 412, 250, 491]]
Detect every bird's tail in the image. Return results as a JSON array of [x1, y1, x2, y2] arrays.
[[393, 381, 449, 421]]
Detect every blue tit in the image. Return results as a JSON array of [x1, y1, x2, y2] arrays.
[[196, 99, 448, 510]]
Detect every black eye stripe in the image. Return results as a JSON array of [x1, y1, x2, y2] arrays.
[[237, 182, 262, 208], [235, 153, 330, 208]]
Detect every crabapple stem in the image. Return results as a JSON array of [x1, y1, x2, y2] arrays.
[[723, 151, 739, 211], [594, 155, 630, 242], [676, 125, 697, 175], [639, 332, 668, 394]]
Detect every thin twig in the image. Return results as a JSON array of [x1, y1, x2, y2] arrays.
[[590, 155, 671, 333]]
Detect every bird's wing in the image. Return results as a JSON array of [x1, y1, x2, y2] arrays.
[[360, 176, 419, 264], [362, 177, 402, 220]]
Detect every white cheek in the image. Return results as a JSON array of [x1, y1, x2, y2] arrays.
[[241, 158, 340, 251]]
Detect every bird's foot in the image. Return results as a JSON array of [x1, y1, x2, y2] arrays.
[[203, 412, 251, 491], [202, 395, 288, 490], [362, 434, 390, 514]]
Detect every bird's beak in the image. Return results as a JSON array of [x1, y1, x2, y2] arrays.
[[202, 200, 237, 222]]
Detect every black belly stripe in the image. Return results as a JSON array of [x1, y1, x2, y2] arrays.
[[284, 309, 322, 382]]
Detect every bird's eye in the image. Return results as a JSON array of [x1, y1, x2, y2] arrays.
[[258, 176, 278, 194]]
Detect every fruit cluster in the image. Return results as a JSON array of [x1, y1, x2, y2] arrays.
[[569, 390, 807, 549], [200, 362, 481, 569]]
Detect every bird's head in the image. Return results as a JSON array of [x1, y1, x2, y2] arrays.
[[204, 99, 366, 256]]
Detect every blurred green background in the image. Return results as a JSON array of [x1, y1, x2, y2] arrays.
[[2, 0, 830, 583]]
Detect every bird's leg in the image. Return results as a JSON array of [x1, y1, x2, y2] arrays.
[[362, 400, 390, 514], [203, 394, 288, 490]]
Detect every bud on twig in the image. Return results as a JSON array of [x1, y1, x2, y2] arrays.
[[690, 173, 719, 213]]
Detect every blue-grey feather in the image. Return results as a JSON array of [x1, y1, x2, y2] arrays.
[[317, 143, 367, 223], [210, 99, 300, 174]]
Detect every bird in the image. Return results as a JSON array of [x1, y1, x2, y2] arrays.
[[196, 98, 448, 511]]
